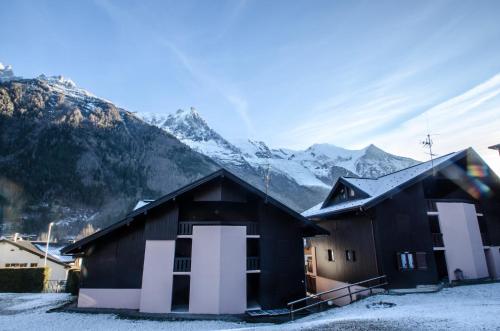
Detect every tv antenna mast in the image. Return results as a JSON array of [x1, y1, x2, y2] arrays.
[[264, 163, 271, 202], [421, 133, 438, 174]]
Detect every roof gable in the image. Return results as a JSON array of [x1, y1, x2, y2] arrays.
[[321, 178, 370, 208], [62, 168, 328, 254]]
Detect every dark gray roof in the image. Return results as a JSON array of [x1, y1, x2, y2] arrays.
[[62, 168, 328, 254], [303, 149, 468, 218]]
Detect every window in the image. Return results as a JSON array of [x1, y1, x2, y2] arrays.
[[398, 252, 427, 270], [327, 249, 334, 262], [349, 188, 356, 197], [345, 250, 356, 262], [30, 263, 38, 267], [4, 263, 28, 268]]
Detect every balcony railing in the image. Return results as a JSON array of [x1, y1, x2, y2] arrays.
[[432, 233, 444, 247], [178, 221, 259, 236], [174, 257, 191, 272], [247, 257, 260, 271]]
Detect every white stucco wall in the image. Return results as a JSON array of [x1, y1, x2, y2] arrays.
[[78, 288, 141, 309], [485, 247, 500, 279], [437, 202, 489, 281], [139, 240, 175, 313], [0, 241, 68, 281], [189, 226, 246, 314]]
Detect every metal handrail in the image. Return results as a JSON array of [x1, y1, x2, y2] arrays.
[[288, 275, 387, 320]]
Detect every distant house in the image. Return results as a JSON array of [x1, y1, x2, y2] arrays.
[[62, 169, 327, 314], [303, 148, 500, 292], [0, 239, 72, 282]]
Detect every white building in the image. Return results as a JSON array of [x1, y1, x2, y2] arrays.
[[0, 239, 71, 281]]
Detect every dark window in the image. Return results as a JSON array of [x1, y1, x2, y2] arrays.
[[30, 263, 38, 267], [327, 249, 334, 262], [171, 275, 190, 312], [345, 250, 356, 262], [397, 252, 427, 270]]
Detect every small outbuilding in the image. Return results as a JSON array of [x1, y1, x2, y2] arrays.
[[62, 169, 327, 314]]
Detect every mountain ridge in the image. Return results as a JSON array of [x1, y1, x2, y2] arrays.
[[1, 62, 418, 239], [144, 107, 419, 190]]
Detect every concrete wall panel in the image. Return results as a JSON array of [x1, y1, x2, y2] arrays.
[[78, 288, 141, 309], [139, 240, 175, 313]]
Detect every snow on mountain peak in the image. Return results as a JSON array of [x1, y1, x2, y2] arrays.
[[0, 62, 18, 82], [148, 108, 419, 189], [38, 74, 77, 89]]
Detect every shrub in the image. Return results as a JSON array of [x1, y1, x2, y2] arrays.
[[0, 267, 50, 293], [65, 269, 80, 295]]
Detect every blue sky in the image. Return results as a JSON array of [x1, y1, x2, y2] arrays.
[[2, 0, 500, 171]]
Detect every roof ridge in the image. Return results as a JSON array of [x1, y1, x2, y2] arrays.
[[371, 151, 460, 179]]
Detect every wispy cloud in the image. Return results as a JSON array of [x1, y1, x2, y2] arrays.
[[93, 0, 255, 135], [371, 73, 500, 172]]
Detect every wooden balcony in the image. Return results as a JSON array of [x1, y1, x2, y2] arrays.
[[173, 257, 191, 272], [178, 221, 259, 236], [247, 257, 260, 271]]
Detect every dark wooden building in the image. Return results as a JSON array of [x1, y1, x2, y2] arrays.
[[62, 169, 326, 314], [303, 148, 500, 292]]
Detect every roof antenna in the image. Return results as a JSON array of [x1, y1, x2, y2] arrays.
[[264, 163, 271, 202], [421, 133, 438, 175]]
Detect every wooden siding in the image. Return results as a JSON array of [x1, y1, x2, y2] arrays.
[[373, 182, 439, 288], [144, 205, 179, 240], [258, 201, 306, 309], [311, 214, 378, 284], [81, 221, 146, 289]]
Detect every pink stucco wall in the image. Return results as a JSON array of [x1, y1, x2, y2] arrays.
[[139, 240, 175, 313], [189, 226, 246, 314], [485, 247, 500, 279], [315, 276, 369, 306], [437, 202, 489, 281], [78, 288, 141, 309]]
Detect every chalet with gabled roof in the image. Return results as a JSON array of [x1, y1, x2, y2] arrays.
[[62, 168, 327, 314], [303, 148, 500, 291]]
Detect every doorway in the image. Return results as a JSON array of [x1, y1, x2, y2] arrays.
[[434, 250, 448, 281]]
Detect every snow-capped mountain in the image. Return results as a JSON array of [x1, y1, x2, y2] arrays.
[[0, 64, 218, 238], [145, 108, 419, 191], [0, 63, 20, 82]]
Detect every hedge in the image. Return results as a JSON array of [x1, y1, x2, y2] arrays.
[[65, 269, 81, 295], [0, 267, 50, 293]]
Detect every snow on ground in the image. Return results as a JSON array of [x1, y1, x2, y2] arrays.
[[1, 283, 499, 330]]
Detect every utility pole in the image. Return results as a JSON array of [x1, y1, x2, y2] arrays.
[[44, 222, 54, 267]]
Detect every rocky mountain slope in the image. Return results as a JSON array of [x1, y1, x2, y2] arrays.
[[0, 64, 218, 238], [0, 62, 419, 239]]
